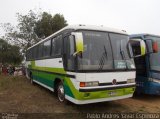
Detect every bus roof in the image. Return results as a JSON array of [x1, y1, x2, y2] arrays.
[[27, 25, 128, 50], [130, 33, 160, 39]]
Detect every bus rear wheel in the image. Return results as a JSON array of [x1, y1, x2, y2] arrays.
[[57, 81, 65, 102]]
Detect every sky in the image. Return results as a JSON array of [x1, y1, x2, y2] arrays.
[[0, 0, 160, 36]]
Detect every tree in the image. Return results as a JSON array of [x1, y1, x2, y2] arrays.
[[1, 10, 39, 51], [1, 10, 68, 53], [52, 14, 68, 33], [0, 39, 23, 65], [34, 13, 68, 39], [34, 12, 53, 38], [16, 10, 39, 48]]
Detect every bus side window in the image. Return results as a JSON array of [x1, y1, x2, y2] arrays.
[[33, 46, 38, 60], [36, 47, 38, 59], [51, 35, 62, 57], [43, 40, 51, 57], [38, 43, 43, 58]]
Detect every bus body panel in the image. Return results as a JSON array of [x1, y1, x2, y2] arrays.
[[26, 60, 135, 104], [130, 34, 160, 95], [85, 72, 135, 83]]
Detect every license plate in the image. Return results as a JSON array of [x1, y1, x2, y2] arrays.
[[108, 91, 117, 96]]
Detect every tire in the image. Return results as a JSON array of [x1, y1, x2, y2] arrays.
[[57, 81, 66, 102]]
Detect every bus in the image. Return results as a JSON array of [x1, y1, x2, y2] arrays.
[[130, 34, 160, 95], [25, 25, 144, 104]]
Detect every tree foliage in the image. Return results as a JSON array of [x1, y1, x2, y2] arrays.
[[34, 13, 68, 39], [0, 39, 23, 65], [0, 10, 68, 52], [0, 10, 68, 65], [1, 10, 39, 52]]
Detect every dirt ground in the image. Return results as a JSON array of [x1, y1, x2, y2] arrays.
[[0, 75, 160, 118]]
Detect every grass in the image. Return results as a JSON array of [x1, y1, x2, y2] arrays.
[[137, 106, 146, 112], [0, 75, 24, 91], [0, 74, 65, 113], [0, 74, 160, 114]]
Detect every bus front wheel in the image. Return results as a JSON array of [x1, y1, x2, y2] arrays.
[[57, 81, 65, 102]]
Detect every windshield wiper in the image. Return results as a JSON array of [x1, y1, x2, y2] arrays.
[[104, 46, 108, 60], [99, 46, 108, 70]]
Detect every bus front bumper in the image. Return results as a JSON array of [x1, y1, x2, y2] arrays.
[[65, 93, 133, 105], [66, 84, 135, 104]]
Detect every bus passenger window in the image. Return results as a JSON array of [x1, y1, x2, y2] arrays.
[[43, 40, 51, 57], [52, 35, 62, 57], [38, 43, 43, 58]]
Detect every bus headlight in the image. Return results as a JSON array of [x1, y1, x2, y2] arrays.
[[127, 79, 135, 83], [80, 81, 99, 87]]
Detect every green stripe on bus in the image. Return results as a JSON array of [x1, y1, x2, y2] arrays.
[[29, 61, 135, 100], [32, 70, 75, 98]]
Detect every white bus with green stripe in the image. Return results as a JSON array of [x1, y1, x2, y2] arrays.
[[25, 25, 144, 104]]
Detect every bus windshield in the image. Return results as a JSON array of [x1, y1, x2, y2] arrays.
[[77, 31, 135, 71], [145, 35, 160, 71]]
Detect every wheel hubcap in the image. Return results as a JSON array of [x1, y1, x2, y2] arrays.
[[58, 84, 65, 102]]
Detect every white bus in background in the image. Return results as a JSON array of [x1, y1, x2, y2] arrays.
[[25, 25, 145, 104]]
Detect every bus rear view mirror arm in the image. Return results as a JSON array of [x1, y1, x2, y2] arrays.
[[73, 51, 82, 57]]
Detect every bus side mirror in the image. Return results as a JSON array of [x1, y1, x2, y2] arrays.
[[129, 39, 146, 57], [140, 40, 146, 55], [71, 32, 84, 56], [146, 39, 158, 53]]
